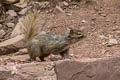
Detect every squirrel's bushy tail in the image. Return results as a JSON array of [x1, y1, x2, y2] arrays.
[[22, 9, 44, 41]]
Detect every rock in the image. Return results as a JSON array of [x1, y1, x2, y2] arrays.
[[0, 66, 34, 80], [0, 67, 13, 80], [98, 11, 107, 17], [81, 20, 87, 23], [0, 29, 6, 36], [0, 35, 24, 55], [6, 15, 15, 21], [0, 62, 57, 80], [14, 0, 28, 8], [55, 5, 65, 13], [18, 7, 29, 15], [45, 62, 55, 71], [69, 53, 74, 57], [112, 26, 119, 31], [50, 54, 62, 61], [2, 0, 20, 4], [14, 48, 27, 56], [18, 48, 27, 53], [100, 13, 107, 17], [6, 10, 17, 17], [55, 57, 120, 80], [7, 23, 15, 28], [108, 39, 118, 46], [116, 31, 120, 36], [0, 29, 6, 38], [0, 34, 24, 47], [11, 18, 24, 38], [62, 1, 69, 6]]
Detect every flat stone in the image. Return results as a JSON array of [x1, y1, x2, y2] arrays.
[[108, 38, 118, 46], [0, 35, 24, 55], [55, 57, 120, 80], [0, 62, 57, 80]]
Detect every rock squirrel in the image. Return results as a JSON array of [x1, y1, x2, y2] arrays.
[[22, 9, 86, 61]]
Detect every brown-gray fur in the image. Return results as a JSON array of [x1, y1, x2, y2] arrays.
[[22, 9, 85, 61]]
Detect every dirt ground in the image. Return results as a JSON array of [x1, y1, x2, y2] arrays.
[[0, 0, 120, 66]]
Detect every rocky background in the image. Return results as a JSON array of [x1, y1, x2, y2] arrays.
[[0, 0, 120, 80]]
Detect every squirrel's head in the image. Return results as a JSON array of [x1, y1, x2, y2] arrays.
[[65, 27, 86, 42]]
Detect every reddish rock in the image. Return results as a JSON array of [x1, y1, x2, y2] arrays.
[[0, 62, 57, 80], [55, 57, 120, 80], [0, 35, 24, 55]]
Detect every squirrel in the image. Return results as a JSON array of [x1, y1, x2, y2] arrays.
[[22, 9, 86, 61]]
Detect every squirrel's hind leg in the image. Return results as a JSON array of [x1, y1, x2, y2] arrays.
[[28, 52, 37, 61], [27, 43, 40, 62], [39, 56, 45, 61]]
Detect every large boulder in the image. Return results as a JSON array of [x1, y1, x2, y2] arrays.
[[0, 62, 57, 80], [1, 56, 120, 80], [55, 57, 120, 80]]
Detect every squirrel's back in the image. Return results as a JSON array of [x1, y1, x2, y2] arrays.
[[33, 34, 70, 54], [22, 9, 85, 61]]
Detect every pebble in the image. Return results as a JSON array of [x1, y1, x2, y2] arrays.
[[0, 29, 5, 36], [107, 39, 118, 46], [112, 26, 119, 31], [81, 20, 87, 23], [67, 13, 72, 16], [100, 13, 107, 17], [62, 1, 69, 6], [45, 62, 55, 71]]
